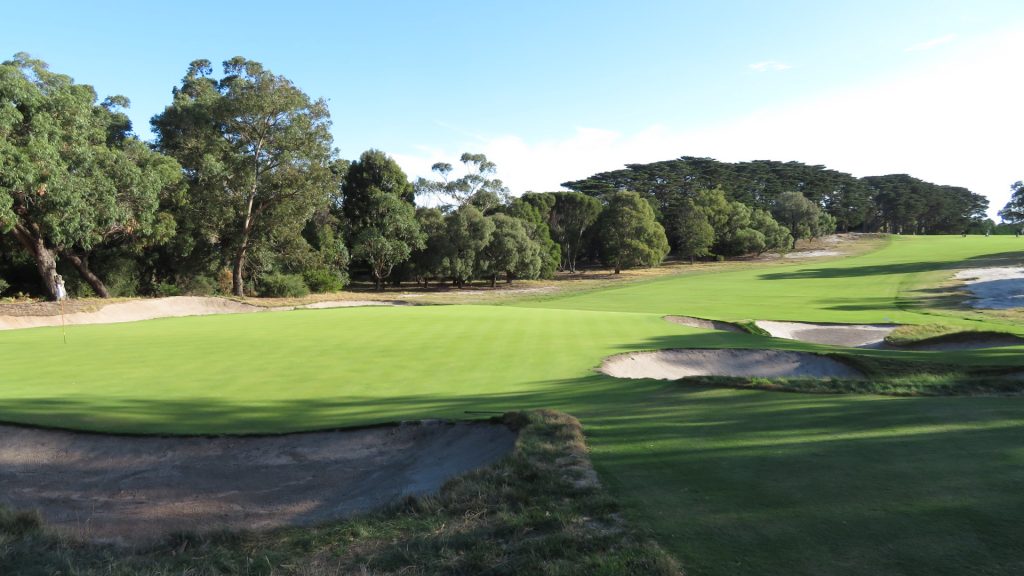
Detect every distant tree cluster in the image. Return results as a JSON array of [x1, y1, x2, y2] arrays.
[[562, 156, 989, 240], [0, 55, 1005, 300]]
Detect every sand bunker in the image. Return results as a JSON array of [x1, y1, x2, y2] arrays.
[[664, 315, 743, 332], [0, 296, 411, 331], [0, 420, 515, 544], [600, 349, 863, 380], [954, 267, 1024, 309], [784, 250, 842, 259], [756, 320, 898, 348]]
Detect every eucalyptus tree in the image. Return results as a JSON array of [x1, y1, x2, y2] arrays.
[[351, 189, 424, 290], [414, 153, 509, 208], [152, 57, 336, 296], [478, 213, 541, 286], [0, 53, 181, 299], [548, 192, 603, 272], [442, 205, 494, 287]]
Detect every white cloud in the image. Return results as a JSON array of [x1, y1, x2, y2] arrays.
[[396, 26, 1024, 218], [905, 33, 957, 52], [748, 60, 793, 72]]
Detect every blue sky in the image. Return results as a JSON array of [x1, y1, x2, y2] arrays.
[[4, 1, 1023, 215]]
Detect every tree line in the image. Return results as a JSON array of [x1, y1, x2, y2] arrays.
[[0, 54, 1011, 301]]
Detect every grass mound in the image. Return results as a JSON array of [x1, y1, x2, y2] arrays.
[[885, 324, 1024, 349], [0, 410, 681, 576]]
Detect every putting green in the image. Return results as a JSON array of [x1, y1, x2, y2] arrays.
[[1, 234, 1023, 576]]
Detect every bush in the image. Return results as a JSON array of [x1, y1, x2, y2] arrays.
[[0, 277, 9, 296], [259, 273, 309, 298], [303, 267, 346, 293], [152, 281, 183, 297], [184, 276, 219, 296]]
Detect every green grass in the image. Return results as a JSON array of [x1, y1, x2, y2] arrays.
[[1, 235, 1024, 575]]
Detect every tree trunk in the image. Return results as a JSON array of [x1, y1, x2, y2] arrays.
[[490, 274, 496, 288], [11, 224, 60, 300], [506, 271, 513, 284], [62, 251, 111, 298], [232, 243, 248, 297]]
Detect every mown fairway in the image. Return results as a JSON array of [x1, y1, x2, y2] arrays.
[[1, 235, 1023, 575]]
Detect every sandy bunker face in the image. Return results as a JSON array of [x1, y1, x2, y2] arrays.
[[756, 320, 898, 348], [954, 267, 1024, 309], [601, 348, 863, 380], [664, 315, 743, 332], [0, 421, 515, 544]]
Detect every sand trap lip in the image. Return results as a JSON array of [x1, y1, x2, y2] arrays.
[[954, 267, 1024, 309], [664, 315, 744, 332], [784, 249, 842, 259], [756, 320, 898, 348], [0, 420, 515, 544], [0, 296, 412, 331], [600, 348, 863, 380]]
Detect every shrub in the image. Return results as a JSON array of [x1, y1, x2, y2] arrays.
[[216, 268, 233, 294], [303, 267, 346, 293], [0, 277, 9, 296], [259, 273, 309, 298], [152, 281, 183, 297], [185, 276, 219, 296]]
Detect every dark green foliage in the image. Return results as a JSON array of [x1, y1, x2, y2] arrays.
[[0, 277, 9, 296], [341, 149, 416, 241], [302, 267, 345, 293], [772, 191, 826, 247], [441, 205, 494, 287], [563, 156, 987, 237], [0, 53, 182, 299], [999, 180, 1024, 224], [507, 198, 560, 278], [258, 273, 309, 297], [478, 213, 543, 285], [662, 197, 714, 262], [151, 57, 337, 297], [547, 192, 603, 272], [597, 191, 669, 273], [351, 189, 424, 290]]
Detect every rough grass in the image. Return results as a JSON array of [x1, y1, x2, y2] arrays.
[[0, 410, 681, 576], [885, 323, 1024, 347]]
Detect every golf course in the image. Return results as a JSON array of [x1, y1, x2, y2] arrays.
[[1, 234, 1023, 575]]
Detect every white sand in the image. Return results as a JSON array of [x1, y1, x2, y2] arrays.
[[756, 320, 898, 348], [784, 250, 842, 259], [664, 315, 743, 332], [600, 349, 863, 380], [954, 267, 1024, 309], [0, 296, 410, 331]]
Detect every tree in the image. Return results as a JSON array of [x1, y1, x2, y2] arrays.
[[750, 208, 792, 253], [548, 192, 603, 272], [351, 190, 424, 290], [406, 207, 447, 286], [507, 197, 559, 278], [999, 181, 1024, 224], [341, 149, 414, 241], [441, 205, 494, 287], [152, 57, 336, 296], [772, 191, 822, 247], [414, 153, 509, 209], [597, 191, 669, 273], [0, 53, 181, 300], [662, 197, 713, 263], [478, 213, 541, 286]]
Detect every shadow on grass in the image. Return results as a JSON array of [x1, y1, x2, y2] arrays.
[[760, 251, 1024, 281]]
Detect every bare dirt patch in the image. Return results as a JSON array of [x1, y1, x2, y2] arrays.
[[756, 320, 898, 348], [599, 348, 863, 380], [0, 420, 516, 545], [954, 267, 1024, 309], [0, 296, 413, 331], [664, 315, 743, 332]]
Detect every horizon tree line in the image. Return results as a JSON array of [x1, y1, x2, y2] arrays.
[[0, 54, 1009, 301]]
